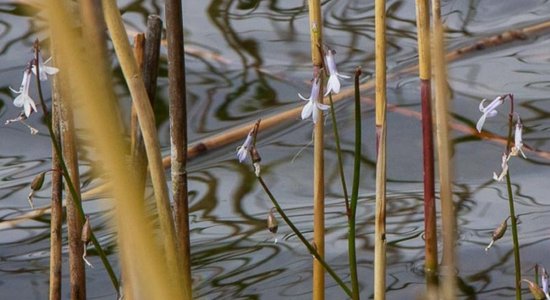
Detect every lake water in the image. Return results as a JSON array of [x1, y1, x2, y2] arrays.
[[1, 0, 550, 299]]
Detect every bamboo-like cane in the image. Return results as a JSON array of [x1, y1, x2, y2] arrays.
[[101, 0, 185, 291], [165, 0, 193, 297], [49, 54, 63, 300], [431, 1, 456, 299], [374, 0, 387, 298], [47, 0, 185, 298], [414, 0, 438, 292], [307, 0, 325, 299]]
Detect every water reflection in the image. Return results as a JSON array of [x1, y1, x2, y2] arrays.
[[1, 0, 550, 299]]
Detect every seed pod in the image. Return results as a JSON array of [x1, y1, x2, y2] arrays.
[[267, 208, 278, 234], [30, 172, 46, 191], [81, 216, 91, 245], [521, 279, 547, 300], [492, 217, 509, 241], [485, 216, 509, 251]]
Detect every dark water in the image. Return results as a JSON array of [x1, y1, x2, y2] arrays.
[[1, 0, 550, 299]]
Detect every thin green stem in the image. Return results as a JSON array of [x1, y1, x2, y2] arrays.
[[327, 94, 350, 214], [33, 47, 120, 294], [504, 99, 521, 300], [347, 67, 362, 300], [257, 176, 352, 298]]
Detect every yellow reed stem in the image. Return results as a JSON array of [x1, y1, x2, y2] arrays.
[[307, 0, 325, 299], [101, 0, 184, 289], [431, 0, 457, 299], [374, 0, 387, 299], [46, 0, 185, 298]]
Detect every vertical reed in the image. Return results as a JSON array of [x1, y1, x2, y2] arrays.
[[131, 15, 163, 197], [49, 56, 62, 300], [165, 0, 193, 297], [47, 0, 185, 298], [374, 0, 388, 298], [414, 0, 438, 291], [307, 0, 325, 298], [431, 0, 457, 298], [56, 47, 86, 300], [102, 1, 184, 291]]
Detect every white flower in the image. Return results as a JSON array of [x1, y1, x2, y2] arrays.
[[32, 56, 59, 81], [237, 133, 253, 163], [324, 49, 350, 95], [476, 96, 504, 132], [493, 152, 509, 182], [10, 69, 37, 117], [509, 116, 526, 159], [299, 77, 329, 123], [542, 267, 549, 298]]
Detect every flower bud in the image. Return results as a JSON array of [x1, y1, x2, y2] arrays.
[[81, 215, 91, 245], [267, 208, 278, 234], [521, 279, 546, 300], [27, 171, 46, 208]]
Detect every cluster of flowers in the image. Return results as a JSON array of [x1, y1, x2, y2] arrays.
[[237, 47, 348, 163], [476, 95, 526, 181], [8, 56, 59, 119]]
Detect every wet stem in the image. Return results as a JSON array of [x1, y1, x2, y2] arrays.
[[32, 45, 120, 295]]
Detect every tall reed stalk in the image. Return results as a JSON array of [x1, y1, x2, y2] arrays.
[[101, 0, 185, 291], [414, 0, 438, 292], [49, 57, 63, 300], [431, 0, 457, 298], [374, 0, 388, 298], [47, 0, 186, 298], [165, 0, 193, 297], [307, 0, 325, 299]]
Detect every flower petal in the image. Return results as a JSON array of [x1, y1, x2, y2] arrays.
[[476, 112, 488, 133], [23, 102, 32, 118], [301, 100, 313, 120], [13, 94, 25, 107], [298, 93, 309, 101], [479, 99, 488, 112], [337, 73, 351, 79], [317, 102, 330, 111], [325, 75, 340, 95]]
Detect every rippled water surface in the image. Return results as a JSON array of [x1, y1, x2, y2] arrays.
[[1, 0, 550, 299]]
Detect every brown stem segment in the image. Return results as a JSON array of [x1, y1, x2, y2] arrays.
[[165, 0, 192, 297], [49, 71, 63, 300], [420, 79, 438, 285]]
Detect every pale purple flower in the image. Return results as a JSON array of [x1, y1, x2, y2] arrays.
[[509, 116, 526, 159], [237, 133, 253, 163], [299, 77, 329, 123], [324, 49, 350, 96], [493, 152, 509, 182], [477, 96, 504, 132], [32, 56, 59, 81], [10, 68, 37, 118]]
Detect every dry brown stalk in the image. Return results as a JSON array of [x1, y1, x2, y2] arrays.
[[165, 0, 193, 296], [49, 58, 63, 300]]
